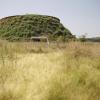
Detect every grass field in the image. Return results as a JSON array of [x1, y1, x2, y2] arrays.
[[0, 40, 100, 100]]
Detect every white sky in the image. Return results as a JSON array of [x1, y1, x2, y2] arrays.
[[0, 0, 100, 37]]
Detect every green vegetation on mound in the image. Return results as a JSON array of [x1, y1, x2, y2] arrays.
[[0, 14, 74, 41]]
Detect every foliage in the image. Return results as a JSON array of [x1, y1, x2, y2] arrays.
[[86, 37, 100, 42], [0, 14, 74, 41], [79, 34, 87, 42]]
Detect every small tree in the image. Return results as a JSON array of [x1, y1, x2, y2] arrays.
[[79, 33, 87, 42]]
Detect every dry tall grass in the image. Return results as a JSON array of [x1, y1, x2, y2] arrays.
[[0, 40, 100, 100]]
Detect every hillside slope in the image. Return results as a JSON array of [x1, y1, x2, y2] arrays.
[[0, 14, 73, 41]]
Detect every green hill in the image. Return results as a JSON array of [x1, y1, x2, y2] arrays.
[[86, 37, 100, 42], [0, 14, 74, 41]]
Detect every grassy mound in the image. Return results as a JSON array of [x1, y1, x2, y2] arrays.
[[0, 14, 73, 41]]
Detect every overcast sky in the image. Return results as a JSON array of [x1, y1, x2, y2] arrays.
[[0, 0, 100, 37]]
